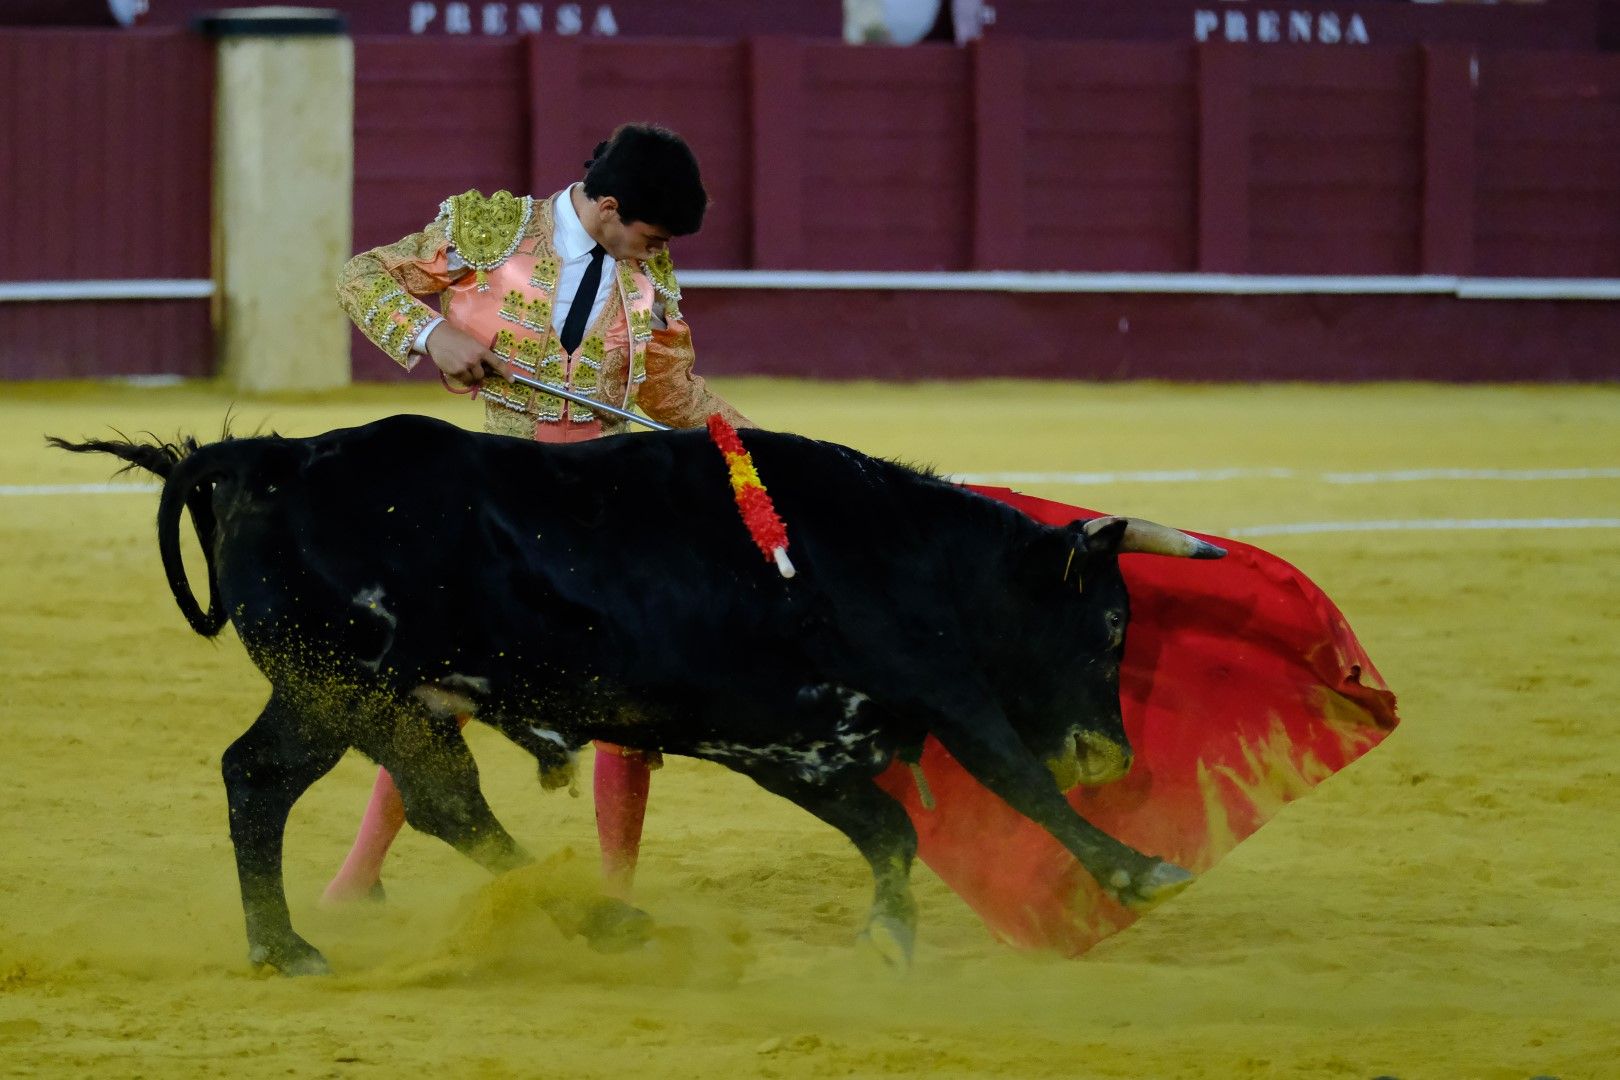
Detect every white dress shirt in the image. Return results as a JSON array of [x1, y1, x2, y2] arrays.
[[548, 182, 616, 340]]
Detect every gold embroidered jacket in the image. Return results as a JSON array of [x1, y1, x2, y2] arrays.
[[337, 189, 748, 437]]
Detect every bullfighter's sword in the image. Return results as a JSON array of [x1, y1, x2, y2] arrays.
[[498, 370, 672, 432]]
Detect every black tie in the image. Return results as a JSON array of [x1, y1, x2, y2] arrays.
[[559, 243, 607, 355]]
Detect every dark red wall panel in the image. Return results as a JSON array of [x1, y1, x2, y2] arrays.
[[0, 29, 214, 378], [1024, 43, 1198, 271], [0, 30, 213, 279], [0, 300, 212, 379], [9, 31, 1620, 384], [531, 39, 752, 270], [683, 289, 1620, 382], [799, 45, 973, 271], [1247, 47, 1423, 274], [352, 37, 528, 250], [346, 36, 1620, 286], [351, 37, 530, 380], [1475, 51, 1620, 276]]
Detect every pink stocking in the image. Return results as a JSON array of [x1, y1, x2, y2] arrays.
[[320, 713, 471, 905], [593, 742, 652, 900]]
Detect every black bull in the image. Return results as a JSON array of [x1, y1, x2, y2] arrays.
[[53, 415, 1225, 974]]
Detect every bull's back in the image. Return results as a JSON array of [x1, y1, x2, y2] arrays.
[[203, 416, 1008, 690]]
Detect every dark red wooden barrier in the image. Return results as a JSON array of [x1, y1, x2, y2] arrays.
[[1475, 50, 1620, 276], [1019, 43, 1198, 271], [680, 288, 1620, 381], [340, 35, 1620, 381], [349, 37, 1620, 281], [5, 30, 1620, 381], [0, 31, 213, 282], [0, 29, 213, 378]]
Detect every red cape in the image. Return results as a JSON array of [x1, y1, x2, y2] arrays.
[[873, 487, 1399, 955]]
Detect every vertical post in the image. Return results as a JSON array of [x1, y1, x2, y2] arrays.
[[528, 35, 583, 193], [1196, 43, 1250, 273], [748, 37, 805, 269], [1420, 44, 1477, 276], [201, 8, 353, 392], [971, 39, 1026, 269]]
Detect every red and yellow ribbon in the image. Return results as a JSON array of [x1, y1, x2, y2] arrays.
[[707, 414, 795, 578]]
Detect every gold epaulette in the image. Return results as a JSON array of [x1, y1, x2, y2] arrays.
[[439, 189, 535, 291], [644, 248, 681, 318]]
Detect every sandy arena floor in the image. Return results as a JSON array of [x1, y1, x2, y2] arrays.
[[1, 379, 1617, 1079]]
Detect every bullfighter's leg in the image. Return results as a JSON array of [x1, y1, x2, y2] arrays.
[[747, 769, 920, 969], [321, 766, 403, 905], [222, 692, 348, 976], [321, 712, 472, 906], [325, 726, 658, 906], [930, 705, 1193, 910], [593, 742, 656, 900]]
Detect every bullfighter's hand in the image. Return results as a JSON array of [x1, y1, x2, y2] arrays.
[[426, 323, 510, 387]]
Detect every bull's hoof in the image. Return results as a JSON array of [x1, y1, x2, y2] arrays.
[[578, 898, 655, 954], [1109, 860, 1195, 911], [247, 937, 331, 977], [857, 913, 916, 972]]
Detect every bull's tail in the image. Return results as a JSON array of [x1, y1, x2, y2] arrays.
[[45, 432, 199, 481], [48, 432, 229, 637]]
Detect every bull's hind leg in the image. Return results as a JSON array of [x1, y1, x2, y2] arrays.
[[370, 707, 530, 876], [222, 692, 347, 975], [376, 710, 652, 953], [748, 769, 920, 970]]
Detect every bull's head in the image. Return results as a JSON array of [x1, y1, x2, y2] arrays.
[[1005, 516, 1225, 792]]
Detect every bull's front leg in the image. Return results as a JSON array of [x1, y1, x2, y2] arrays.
[[747, 768, 921, 970], [222, 692, 347, 975], [931, 705, 1193, 910]]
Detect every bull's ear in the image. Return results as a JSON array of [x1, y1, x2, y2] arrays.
[[1029, 523, 1093, 588]]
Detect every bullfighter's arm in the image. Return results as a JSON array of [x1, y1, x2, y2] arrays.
[[635, 251, 753, 430], [636, 318, 753, 430], [335, 214, 464, 371]]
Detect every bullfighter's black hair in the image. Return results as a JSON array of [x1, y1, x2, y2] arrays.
[[582, 123, 708, 236]]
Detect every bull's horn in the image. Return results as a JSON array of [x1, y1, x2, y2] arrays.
[[1084, 516, 1226, 559]]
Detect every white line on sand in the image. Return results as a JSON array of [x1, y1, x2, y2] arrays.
[[952, 467, 1620, 486], [16, 468, 1617, 498], [1228, 518, 1620, 537], [1, 482, 160, 496], [9, 483, 1617, 537], [1320, 467, 1620, 484]]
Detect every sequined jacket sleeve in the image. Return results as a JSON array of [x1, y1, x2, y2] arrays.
[[635, 294, 753, 432], [336, 215, 463, 370]]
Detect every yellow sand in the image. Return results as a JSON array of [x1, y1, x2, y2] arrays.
[[2, 380, 1617, 1080]]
